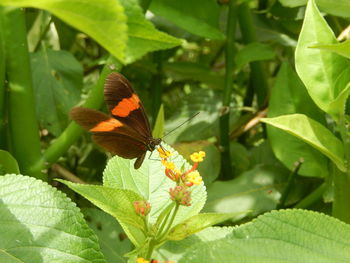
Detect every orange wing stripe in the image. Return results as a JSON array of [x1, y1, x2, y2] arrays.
[[90, 118, 123, 132], [111, 93, 140, 117]]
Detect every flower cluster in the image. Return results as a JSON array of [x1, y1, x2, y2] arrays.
[[157, 147, 205, 206]]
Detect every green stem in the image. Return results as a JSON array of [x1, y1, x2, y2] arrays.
[[33, 15, 53, 53], [158, 202, 180, 242], [238, 2, 268, 108], [3, 7, 44, 179], [219, 0, 238, 180], [0, 9, 6, 149], [34, 58, 122, 172], [294, 183, 326, 209], [332, 116, 350, 223], [277, 159, 303, 209]]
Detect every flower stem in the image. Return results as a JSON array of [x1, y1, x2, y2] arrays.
[[157, 202, 180, 242]]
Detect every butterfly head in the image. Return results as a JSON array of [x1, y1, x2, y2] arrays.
[[147, 137, 162, 152]]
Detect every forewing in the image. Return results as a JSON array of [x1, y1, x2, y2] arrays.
[[104, 72, 152, 138], [70, 107, 147, 149]]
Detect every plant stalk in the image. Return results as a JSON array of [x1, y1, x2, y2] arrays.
[[3, 7, 44, 179], [219, 0, 238, 180]]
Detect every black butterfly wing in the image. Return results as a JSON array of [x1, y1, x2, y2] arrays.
[[104, 72, 152, 139]]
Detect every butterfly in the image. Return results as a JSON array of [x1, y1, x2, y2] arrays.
[[70, 72, 161, 169]]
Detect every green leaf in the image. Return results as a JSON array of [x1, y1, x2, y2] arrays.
[[83, 208, 132, 263], [103, 144, 207, 227], [58, 180, 146, 247], [0, 150, 19, 174], [155, 227, 232, 262], [0, 0, 127, 63], [31, 48, 82, 136], [235, 42, 275, 69], [163, 61, 224, 88], [0, 174, 105, 263], [295, 0, 350, 118], [152, 104, 164, 138], [121, 0, 182, 64], [150, 0, 225, 40], [167, 213, 236, 241], [267, 63, 328, 177], [279, 0, 350, 18], [178, 210, 350, 262], [262, 114, 346, 172], [311, 40, 350, 59], [204, 165, 287, 218]]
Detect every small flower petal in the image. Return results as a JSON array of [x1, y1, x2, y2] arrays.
[[190, 151, 206, 163], [186, 170, 203, 185]]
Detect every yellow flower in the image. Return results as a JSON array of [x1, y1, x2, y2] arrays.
[[136, 258, 149, 263], [190, 151, 206, 163], [186, 170, 203, 185], [161, 160, 176, 170], [157, 147, 172, 159]]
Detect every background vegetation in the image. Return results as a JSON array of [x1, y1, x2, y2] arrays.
[[1, 0, 350, 262]]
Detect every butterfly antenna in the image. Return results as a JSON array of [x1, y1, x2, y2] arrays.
[[162, 112, 200, 139]]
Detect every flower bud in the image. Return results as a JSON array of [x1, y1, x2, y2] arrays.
[[169, 186, 191, 206], [133, 200, 151, 216]]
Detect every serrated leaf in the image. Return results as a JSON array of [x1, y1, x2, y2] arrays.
[[0, 174, 105, 263], [31, 48, 82, 136], [0, 150, 19, 174], [262, 114, 345, 171], [58, 180, 146, 247], [267, 63, 328, 177], [150, 0, 224, 40], [83, 208, 132, 263], [179, 210, 350, 262], [167, 213, 236, 241], [295, 0, 350, 118], [103, 144, 207, 227], [0, 0, 127, 62], [121, 0, 182, 64]]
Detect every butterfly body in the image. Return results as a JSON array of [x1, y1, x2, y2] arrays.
[[71, 72, 161, 169]]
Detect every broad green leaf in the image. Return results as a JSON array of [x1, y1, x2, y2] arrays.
[[0, 174, 105, 263], [152, 104, 164, 138], [31, 48, 82, 136], [83, 208, 132, 263], [235, 42, 275, 69], [177, 210, 350, 262], [262, 114, 345, 171], [167, 213, 237, 241], [295, 0, 350, 118], [0, 150, 19, 174], [0, 0, 127, 63], [204, 165, 287, 218], [163, 61, 224, 88], [58, 180, 146, 247], [267, 63, 328, 177], [230, 142, 250, 176], [155, 227, 232, 262], [150, 0, 225, 40], [279, 0, 350, 18], [103, 144, 207, 227], [121, 0, 182, 64], [312, 40, 350, 59]]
